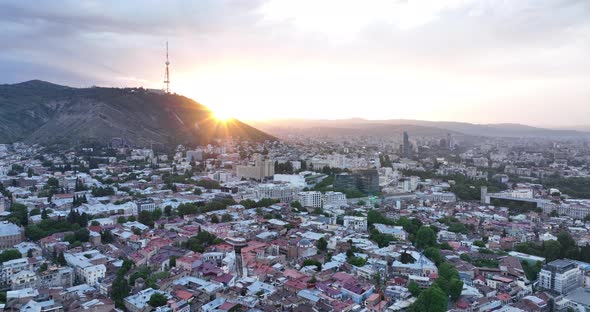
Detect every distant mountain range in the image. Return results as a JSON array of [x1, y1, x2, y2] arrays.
[[251, 118, 590, 139], [0, 80, 274, 147]]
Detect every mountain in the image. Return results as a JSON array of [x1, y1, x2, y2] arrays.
[[251, 118, 590, 139], [0, 80, 275, 147]]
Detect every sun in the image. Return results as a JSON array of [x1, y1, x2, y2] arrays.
[[212, 110, 233, 123]]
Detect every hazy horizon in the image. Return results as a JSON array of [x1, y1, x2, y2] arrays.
[[1, 0, 589, 127]]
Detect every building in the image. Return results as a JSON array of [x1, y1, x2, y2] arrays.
[[255, 184, 298, 202], [124, 288, 170, 312], [354, 169, 379, 195], [538, 259, 580, 294], [373, 224, 407, 240], [298, 191, 323, 208], [135, 198, 157, 213], [343, 216, 367, 232], [0, 222, 24, 249], [236, 156, 274, 180], [334, 173, 356, 191], [402, 131, 412, 158], [64, 251, 107, 286], [0, 195, 9, 213], [0, 258, 31, 290], [334, 170, 380, 195], [323, 191, 347, 207]]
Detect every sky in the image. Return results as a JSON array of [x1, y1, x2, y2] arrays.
[[1, 0, 589, 127]]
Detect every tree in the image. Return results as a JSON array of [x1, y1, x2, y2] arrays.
[[415, 226, 437, 249], [138, 210, 154, 228], [211, 215, 220, 223], [410, 285, 447, 312], [221, 214, 232, 222], [449, 278, 464, 302], [291, 201, 302, 209], [27, 249, 34, 258], [164, 205, 172, 217], [57, 251, 67, 266], [557, 231, 577, 259], [424, 247, 443, 266], [316, 237, 328, 252], [543, 240, 562, 262], [101, 230, 114, 244], [41, 208, 49, 220], [302, 259, 322, 270], [9, 203, 28, 226], [117, 216, 127, 224], [152, 208, 162, 221], [473, 240, 486, 248], [111, 271, 130, 308], [0, 249, 22, 263], [408, 281, 421, 297]]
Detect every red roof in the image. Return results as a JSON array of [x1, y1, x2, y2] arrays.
[[174, 290, 193, 301]]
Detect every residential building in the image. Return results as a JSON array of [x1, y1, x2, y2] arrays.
[[0, 222, 24, 249], [538, 259, 580, 294]]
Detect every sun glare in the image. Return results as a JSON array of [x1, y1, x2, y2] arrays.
[[213, 110, 233, 123]]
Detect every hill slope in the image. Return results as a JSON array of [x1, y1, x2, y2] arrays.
[[0, 80, 274, 146]]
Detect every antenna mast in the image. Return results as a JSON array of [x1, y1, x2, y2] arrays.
[[164, 41, 171, 93]]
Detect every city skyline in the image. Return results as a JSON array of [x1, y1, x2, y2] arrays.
[[1, 0, 589, 127]]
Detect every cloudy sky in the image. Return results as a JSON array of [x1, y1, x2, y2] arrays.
[[1, 0, 589, 127]]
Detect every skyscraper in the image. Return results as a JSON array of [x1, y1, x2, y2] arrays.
[[402, 131, 412, 158]]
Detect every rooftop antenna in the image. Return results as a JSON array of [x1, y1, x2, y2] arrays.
[[163, 41, 171, 93]]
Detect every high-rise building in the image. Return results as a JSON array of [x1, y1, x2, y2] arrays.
[[538, 259, 580, 294], [236, 155, 275, 180], [334, 173, 356, 191], [354, 169, 379, 195], [334, 170, 380, 195], [402, 131, 412, 158]]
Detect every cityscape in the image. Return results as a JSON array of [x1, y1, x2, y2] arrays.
[[1, 1, 590, 312]]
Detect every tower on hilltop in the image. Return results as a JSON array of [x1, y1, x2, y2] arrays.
[[163, 41, 171, 93]]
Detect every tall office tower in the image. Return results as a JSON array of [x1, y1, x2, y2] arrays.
[[402, 131, 412, 158]]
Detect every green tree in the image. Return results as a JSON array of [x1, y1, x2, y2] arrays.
[[408, 281, 421, 297], [138, 210, 154, 228], [543, 240, 562, 262], [424, 247, 443, 266], [0, 249, 22, 262], [9, 203, 29, 226], [111, 271, 130, 308], [316, 237, 328, 252], [411, 285, 447, 312], [415, 226, 437, 249], [221, 214, 232, 222], [449, 278, 464, 302], [302, 259, 322, 270], [57, 251, 67, 266], [164, 206, 172, 217], [473, 240, 486, 248]]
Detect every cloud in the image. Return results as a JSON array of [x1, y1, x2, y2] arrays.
[[0, 0, 589, 126]]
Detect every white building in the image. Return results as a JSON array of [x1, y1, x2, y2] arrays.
[[323, 191, 347, 207], [343, 216, 368, 232], [64, 251, 107, 286], [539, 260, 580, 294], [255, 184, 298, 202], [273, 174, 307, 188], [298, 191, 323, 208], [373, 224, 407, 240]]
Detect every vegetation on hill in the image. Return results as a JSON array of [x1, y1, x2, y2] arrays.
[[0, 80, 275, 146]]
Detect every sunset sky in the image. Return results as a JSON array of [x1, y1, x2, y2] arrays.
[[1, 0, 589, 127]]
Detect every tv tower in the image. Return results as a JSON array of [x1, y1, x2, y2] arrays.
[[163, 41, 171, 93]]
